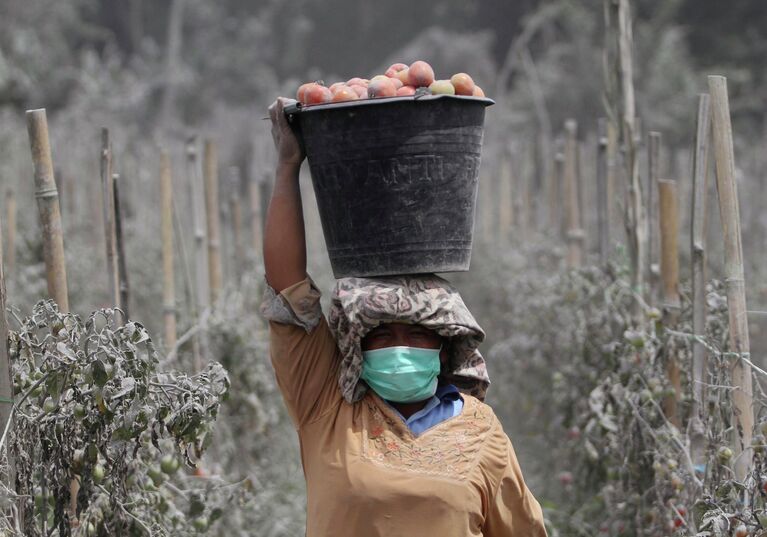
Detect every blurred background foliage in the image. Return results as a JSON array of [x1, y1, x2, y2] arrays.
[[1, 0, 766, 138]]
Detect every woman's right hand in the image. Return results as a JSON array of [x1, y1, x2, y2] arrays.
[[268, 97, 305, 167]]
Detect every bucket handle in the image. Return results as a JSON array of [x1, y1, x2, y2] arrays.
[[283, 102, 306, 155]]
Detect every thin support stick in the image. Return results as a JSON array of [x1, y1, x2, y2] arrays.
[[564, 120, 584, 267], [113, 173, 130, 321], [100, 128, 119, 309]]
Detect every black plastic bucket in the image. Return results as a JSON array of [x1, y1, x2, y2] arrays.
[[285, 94, 494, 278]]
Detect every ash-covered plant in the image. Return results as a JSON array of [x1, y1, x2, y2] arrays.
[[491, 259, 767, 536], [191, 274, 307, 537], [5, 300, 229, 536]]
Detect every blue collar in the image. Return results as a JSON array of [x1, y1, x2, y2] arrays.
[[384, 384, 464, 435]]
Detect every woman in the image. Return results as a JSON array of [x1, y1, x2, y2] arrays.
[[262, 97, 547, 536]]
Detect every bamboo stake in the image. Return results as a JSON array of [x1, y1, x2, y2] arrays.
[[26, 109, 73, 527], [546, 149, 560, 231], [26, 110, 69, 311], [564, 119, 583, 267], [229, 167, 244, 281], [498, 149, 513, 239], [160, 151, 177, 347], [0, 217, 18, 517], [606, 120, 618, 234], [554, 147, 565, 238], [658, 179, 681, 427], [100, 128, 119, 309], [708, 75, 753, 484], [520, 141, 534, 232], [250, 173, 263, 256], [187, 137, 206, 372], [5, 189, 16, 276], [647, 131, 662, 305], [203, 140, 223, 303], [689, 93, 711, 473], [659, 180, 680, 319], [597, 119, 610, 264], [113, 173, 130, 321], [65, 170, 76, 220], [605, 0, 646, 305]]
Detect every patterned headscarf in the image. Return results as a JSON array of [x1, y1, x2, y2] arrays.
[[328, 274, 490, 404]]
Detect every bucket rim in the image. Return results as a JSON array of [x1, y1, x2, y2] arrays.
[[284, 94, 494, 118]]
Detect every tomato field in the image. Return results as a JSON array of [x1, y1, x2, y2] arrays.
[[0, 0, 766, 536]]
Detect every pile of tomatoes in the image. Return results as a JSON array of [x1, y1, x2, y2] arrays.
[[296, 60, 485, 105]]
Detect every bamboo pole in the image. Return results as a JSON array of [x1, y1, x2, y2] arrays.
[[689, 93, 711, 473], [229, 167, 244, 281], [497, 149, 513, 240], [100, 128, 119, 309], [659, 180, 680, 320], [160, 151, 177, 347], [203, 140, 223, 303], [658, 179, 681, 427], [65, 170, 76, 220], [26, 109, 73, 527], [554, 147, 567, 240], [605, 0, 646, 304], [708, 75, 753, 484], [597, 119, 610, 264], [26, 110, 69, 311], [5, 189, 16, 276], [250, 173, 263, 257], [187, 137, 206, 372], [564, 119, 583, 267], [113, 173, 130, 321], [606, 120, 618, 234], [0, 217, 18, 514], [546, 149, 560, 232], [647, 131, 661, 305], [520, 141, 533, 232]]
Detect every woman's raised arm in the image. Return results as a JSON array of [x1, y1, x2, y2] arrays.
[[263, 97, 308, 292]]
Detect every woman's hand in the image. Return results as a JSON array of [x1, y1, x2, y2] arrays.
[[268, 97, 305, 167]]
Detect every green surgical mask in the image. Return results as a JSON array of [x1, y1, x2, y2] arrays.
[[361, 345, 441, 403]]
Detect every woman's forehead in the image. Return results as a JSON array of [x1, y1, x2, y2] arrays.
[[368, 322, 432, 332]]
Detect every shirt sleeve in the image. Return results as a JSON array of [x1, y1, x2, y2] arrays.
[[260, 276, 343, 428], [483, 427, 548, 536]]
